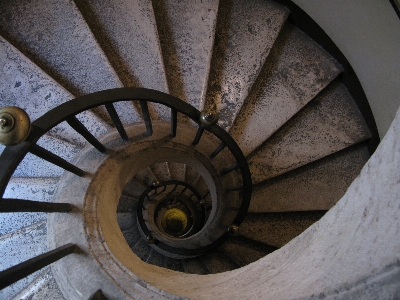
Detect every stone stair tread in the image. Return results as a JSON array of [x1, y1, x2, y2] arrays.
[[0, 36, 108, 147], [185, 165, 200, 187], [0, 220, 47, 300], [131, 237, 152, 262], [117, 194, 138, 213], [229, 23, 343, 156], [146, 248, 166, 268], [248, 81, 372, 184], [182, 258, 209, 275], [13, 136, 81, 178], [122, 177, 147, 199], [74, 0, 169, 121], [2, 177, 59, 236], [121, 227, 142, 249], [150, 162, 171, 182], [249, 143, 370, 213], [168, 162, 186, 182], [117, 212, 135, 231], [218, 237, 276, 267], [199, 250, 239, 274], [11, 267, 65, 300], [204, 0, 289, 130], [0, 0, 121, 96], [135, 167, 158, 187], [163, 257, 184, 272], [239, 211, 326, 248], [152, 0, 219, 110]]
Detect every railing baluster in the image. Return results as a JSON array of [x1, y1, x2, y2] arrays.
[[221, 163, 239, 176], [0, 244, 79, 290], [0, 199, 72, 212], [105, 103, 128, 141], [66, 116, 106, 153], [171, 108, 177, 137], [139, 100, 153, 136], [29, 144, 85, 177], [210, 142, 225, 158], [192, 125, 204, 145], [226, 185, 243, 193]]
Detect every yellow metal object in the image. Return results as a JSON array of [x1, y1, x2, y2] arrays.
[[161, 208, 188, 237], [0, 107, 31, 146]]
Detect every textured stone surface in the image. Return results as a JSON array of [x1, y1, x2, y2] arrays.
[[168, 162, 186, 182], [204, 0, 289, 130], [239, 211, 326, 248], [185, 165, 200, 187], [182, 258, 208, 275], [122, 177, 147, 198], [0, 36, 108, 146], [199, 250, 238, 274], [12, 267, 65, 300], [229, 24, 343, 155], [150, 162, 172, 182], [248, 82, 371, 184], [153, 0, 218, 110], [1, 177, 58, 236], [0, 221, 47, 300], [249, 144, 370, 212], [13, 136, 81, 177]]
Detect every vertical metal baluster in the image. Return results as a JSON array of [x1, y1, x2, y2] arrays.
[[29, 144, 85, 177], [221, 163, 239, 176], [171, 108, 177, 137], [140, 101, 153, 136], [192, 125, 204, 145], [66, 116, 106, 152], [210, 143, 225, 158], [105, 103, 128, 141]]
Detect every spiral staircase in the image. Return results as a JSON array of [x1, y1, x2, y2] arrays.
[[0, 0, 382, 299]]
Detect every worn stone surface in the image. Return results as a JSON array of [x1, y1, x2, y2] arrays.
[[168, 162, 186, 182], [204, 0, 289, 130], [239, 211, 326, 248], [199, 250, 238, 274], [13, 136, 81, 177], [0, 36, 108, 146], [182, 258, 208, 275], [12, 267, 65, 300], [0, 221, 47, 300], [150, 162, 172, 182], [249, 144, 370, 212], [248, 82, 371, 184], [229, 24, 343, 155], [185, 165, 200, 187], [153, 0, 218, 110], [1, 177, 58, 236]]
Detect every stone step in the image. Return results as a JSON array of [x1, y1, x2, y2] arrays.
[[0, 221, 47, 300], [239, 211, 326, 248], [204, 0, 289, 130], [218, 236, 277, 267], [131, 237, 152, 262], [122, 177, 147, 199], [0, 0, 141, 126], [13, 136, 81, 178], [150, 162, 172, 182], [2, 177, 59, 236], [11, 267, 64, 300], [199, 250, 239, 274], [248, 81, 372, 184], [163, 256, 184, 273], [152, 0, 219, 110], [249, 143, 370, 213], [229, 23, 343, 155], [0, 36, 109, 146], [117, 195, 138, 213], [185, 165, 201, 187], [135, 167, 158, 187], [74, 0, 168, 121], [168, 162, 186, 182], [182, 258, 209, 275]]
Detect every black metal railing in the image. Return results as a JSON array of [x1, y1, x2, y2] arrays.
[[0, 87, 252, 290]]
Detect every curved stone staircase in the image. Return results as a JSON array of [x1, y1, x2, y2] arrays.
[[0, 0, 377, 299]]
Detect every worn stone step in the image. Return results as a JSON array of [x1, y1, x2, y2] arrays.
[[229, 23, 343, 155], [182, 258, 209, 275], [0, 36, 109, 146], [11, 267, 65, 300], [249, 143, 370, 213], [185, 165, 201, 187], [168, 162, 186, 182], [0, 221, 47, 300], [130, 237, 152, 262], [117, 195, 138, 213], [122, 177, 147, 199], [12, 136, 81, 178], [135, 167, 158, 187], [2, 177, 59, 236], [204, 0, 289, 130], [0, 0, 141, 126], [248, 81, 372, 184], [239, 211, 326, 248], [121, 227, 142, 249], [199, 250, 239, 274], [152, 0, 219, 110], [218, 236, 277, 267], [150, 162, 172, 182]]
